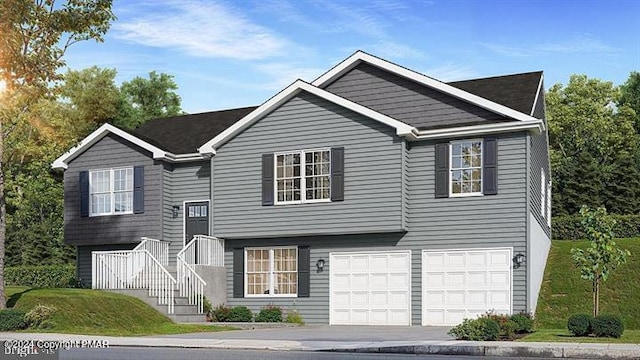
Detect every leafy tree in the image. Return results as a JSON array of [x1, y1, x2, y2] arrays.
[[547, 75, 637, 216], [619, 71, 640, 133], [0, 0, 115, 309], [118, 71, 182, 129], [603, 153, 640, 214], [571, 206, 631, 317], [61, 66, 120, 134]]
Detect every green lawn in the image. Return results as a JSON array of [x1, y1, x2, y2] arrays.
[[520, 329, 640, 343], [534, 238, 640, 330], [5, 286, 234, 336]]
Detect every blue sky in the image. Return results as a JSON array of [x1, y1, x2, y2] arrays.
[[63, 0, 640, 114]]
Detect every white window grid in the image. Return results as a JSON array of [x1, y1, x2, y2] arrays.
[[449, 140, 483, 197], [547, 180, 552, 227], [274, 149, 331, 205], [245, 247, 298, 297], [89, 167, 134, 216]]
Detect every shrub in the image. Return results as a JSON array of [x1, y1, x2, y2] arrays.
[[0, 309, 27, 331], [448, 317, 500, 341], [553, 214, 640, 240], [203, 297, 213, 319], [567, 314, 594, 336], [210, 305, 231, 322], [25, 304, 57, 329], [227, 306, 253, 322], [255, 305, 282, 323], [510, 313, 535, 334], [592, 315, 624, 338], [285, 309, 305, 325], [483, 312, 517, 339], [4, 264, 76, 288]]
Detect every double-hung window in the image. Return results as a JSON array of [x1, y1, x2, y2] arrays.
[[89, 167, 133, 216], [245, 247, 298, 297], [450, 140, 483, 196], [275, 149, 330, 204]]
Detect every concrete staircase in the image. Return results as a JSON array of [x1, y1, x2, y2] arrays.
[[108, 265, 206, 323]]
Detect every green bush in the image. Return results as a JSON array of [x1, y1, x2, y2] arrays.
[[203, 297, 212, 319], [210, 305, 231, 322], [553, 214, 640, 240], [255, 306, 283, 323], [25, 304, 57, 329], [0, 309, 27, 331], [567, 314, 594, 336], [483, 312, 518, 339], [510, 313, 534, 334], [285, 309, 305, 325], [5, 264, 76, 288], [592, 315, 624, 338], [227, 306, 253, 322], [448, 317, 500, 341]]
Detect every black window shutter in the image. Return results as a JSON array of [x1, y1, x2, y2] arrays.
[[330, 147, 344, 201], [262, 154, 274, 206], [435, 143, 449, 198], [233, 248, 244, 298], [483, 137, 498, 195], [79, 171, 89, 217], [133, 166, 145, 213], [298, 246, 311, 298]]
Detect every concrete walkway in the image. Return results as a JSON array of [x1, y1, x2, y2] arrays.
[[1, 332, 639, 359]]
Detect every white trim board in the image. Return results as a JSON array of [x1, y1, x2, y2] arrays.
[[312, 51, 540, 123], [197, 80, 417, 155], [52, 123, 208, 170]]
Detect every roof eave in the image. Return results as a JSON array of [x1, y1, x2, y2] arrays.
[[51, 123, 169, 171], [412, 120, 544, 141], [198, 80, 417, 154]]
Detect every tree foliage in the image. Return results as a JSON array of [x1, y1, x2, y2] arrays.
[[118, 71, 182, 129], [548, 74, 639, 216], [571, 206, 630, 317], [0, 0, 115, 310]]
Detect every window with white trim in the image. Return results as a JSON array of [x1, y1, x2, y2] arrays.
[[245, 247, 297, 297], [541, 169, 546, 219], [450, 140, 483, 196], [90, 168, 133, 216], [547, 180, 552, 227], [275, 149, 330, 204]]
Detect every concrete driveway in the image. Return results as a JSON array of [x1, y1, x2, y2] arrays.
[[161, 325, 453, 342]]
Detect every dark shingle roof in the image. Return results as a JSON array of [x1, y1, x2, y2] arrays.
[[132, 106, 257, 154], [130, 72, 542, 154], [448, 71, 543, 115]]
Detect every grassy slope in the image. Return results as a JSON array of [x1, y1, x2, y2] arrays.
[[535, 238, 640, 330], [5, 287, 232, 336]]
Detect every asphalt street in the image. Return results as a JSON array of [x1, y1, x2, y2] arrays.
[[61, 347, 555, 360]]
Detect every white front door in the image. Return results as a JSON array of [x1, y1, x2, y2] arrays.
[[422, 248, 512, 326], [330, 251, 411, 326]]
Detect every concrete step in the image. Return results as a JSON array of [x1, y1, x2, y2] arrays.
[[168, 313, 207, 323], [106, 289, 205, 323]]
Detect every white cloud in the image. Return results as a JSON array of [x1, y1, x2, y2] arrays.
[[114, 0, 290, 60], [254, 62, 326, 90], [420, 64, 478, 82]]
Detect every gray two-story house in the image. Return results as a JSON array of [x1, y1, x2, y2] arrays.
[[53, 51, 551, 326]]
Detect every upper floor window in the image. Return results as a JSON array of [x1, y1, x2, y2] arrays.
[[90, 167, 133, 216], [450, 140, 483, 196], [275, 149, 330, 204], [541, 169, 546, 219]]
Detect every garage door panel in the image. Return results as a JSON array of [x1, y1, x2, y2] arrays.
[[330, 251, 411, 326], [423, 248, 512, 326]]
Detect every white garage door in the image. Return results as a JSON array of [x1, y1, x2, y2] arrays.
[[330, 251, 411, 325], [422, 248, 512, 326]]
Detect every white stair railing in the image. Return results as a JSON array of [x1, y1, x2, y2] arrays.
[[135, 237, 170, 266], [176, 235, 224, 313], [92, 244, 176, 314]]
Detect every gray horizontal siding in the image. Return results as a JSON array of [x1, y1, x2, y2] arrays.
[[212, 91, 403, 238], [64, 134, 163, 246], [163, 162, 211, 262], [76, 243, 137, 287], [325, 63, 507, 129], [404, 133, 529, 319], [529, 83, 551, 238]]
